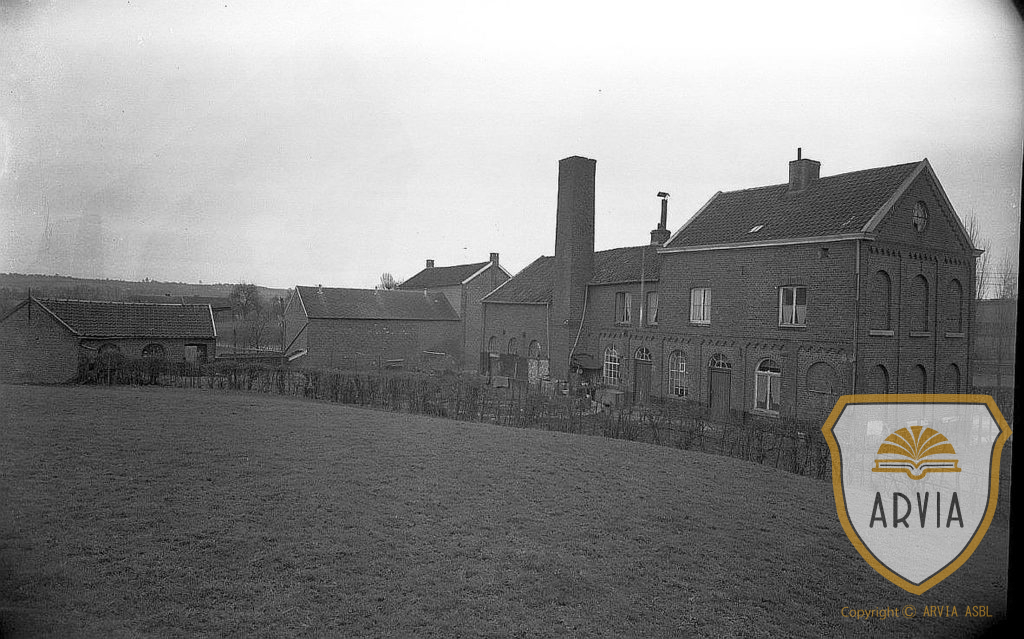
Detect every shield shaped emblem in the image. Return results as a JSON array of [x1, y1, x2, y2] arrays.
[[822, 394, 1012, 594]]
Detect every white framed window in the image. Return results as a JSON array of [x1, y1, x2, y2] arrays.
[[778, 286, 807, 327], [603, 346, 621, 385], [668, 351, 688, 398], [754, 359, 781, 414], [615, 292, 632, 324], [645, 291, 659, 326], [709, 353, 731, 370], [690, 288, 711, 324]]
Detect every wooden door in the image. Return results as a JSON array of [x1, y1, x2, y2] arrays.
[[709, 368, 731, 418], [633, 361, 652, 404]]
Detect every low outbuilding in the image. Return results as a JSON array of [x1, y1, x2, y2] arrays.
[[0, 298, 217, 384]]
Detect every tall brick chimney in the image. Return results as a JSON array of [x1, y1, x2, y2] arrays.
[[788, 147, 820, 192], [552, 156, 596, 379], [650, 192, 671, 246]]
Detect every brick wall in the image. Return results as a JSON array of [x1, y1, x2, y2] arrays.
[[79, 338, 217, 362], [482, 302, 549, 365], [460, 264, 509, 370], [857, 171, 974, 393], [302, 318, 462, 371], [0, 300, 79, 383]]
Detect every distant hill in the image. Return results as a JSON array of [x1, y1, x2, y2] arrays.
[[0, 273, 289, 316]]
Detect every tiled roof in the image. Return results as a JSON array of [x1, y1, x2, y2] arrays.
[[296, 286, 459, 320], [129, 294, 232, 310], [665, 161, 922, 248], [483, 245, 659, 304], [591, 245, 660, 284], [481, 256, 556, 304], [399, 261, 490, 289], [37, 299, 216, 338]]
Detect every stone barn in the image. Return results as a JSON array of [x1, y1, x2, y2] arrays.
[[282, 286, 462, 371], [0, 298, 217, 384]]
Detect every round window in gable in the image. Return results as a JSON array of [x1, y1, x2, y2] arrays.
[[912, 201, 929, 232]]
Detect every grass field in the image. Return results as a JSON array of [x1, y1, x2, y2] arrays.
[[0, 385, 1011, 637]]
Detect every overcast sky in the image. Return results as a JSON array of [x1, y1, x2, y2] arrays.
[[1, 0, 1021, 289]]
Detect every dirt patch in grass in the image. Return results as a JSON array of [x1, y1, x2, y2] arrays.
[[0, 384, 1011, 637]]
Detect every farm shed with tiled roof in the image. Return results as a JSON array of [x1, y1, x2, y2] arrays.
[[0, 298, 217, 384], [282, 285, 464, 371]]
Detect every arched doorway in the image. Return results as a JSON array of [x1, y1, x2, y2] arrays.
[[708, 353, 732, 418], [633, 347, 652, 404]]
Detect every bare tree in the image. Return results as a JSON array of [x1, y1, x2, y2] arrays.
[[229, 283, 270, 350], [376, 272, 403, 290], [995, 255, 1018, 300], [965, 212, 990, 300], [992, 258, 1018, 389]]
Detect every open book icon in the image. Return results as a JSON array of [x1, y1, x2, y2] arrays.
[[871, 425, 962, 480]]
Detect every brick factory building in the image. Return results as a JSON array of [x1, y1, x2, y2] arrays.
[[0, 298, 217, 384], [483, 154, 979, 421], [282, 286, 462, 371]]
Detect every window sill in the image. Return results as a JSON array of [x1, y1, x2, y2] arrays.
[[751, 408, 780, 417], [690, 321, 711, 326], [945, 332, 966, 339], [868, 330, 894, 337], [909, 331, 932, 338], [778, 324, 807, 331]]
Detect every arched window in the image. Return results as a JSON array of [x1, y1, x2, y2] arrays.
[[634, 347, 652, 362], [912, 364, 928, 393], [871, 271, 892, 330], [755, 359, 781, 413], [487, 336, 498, 353], [142, 343, 166, 359], [946, 363, 961, 394], [947, 279, 963, 333], [528, 340, 542, 358], [507, 338, 519, 355], [668, 351, 688, 398], [708, 353, 731, 370], [874, 364, 890, 394], [911, 275, 929, 332], [807, 362, 839, 395], [603, 346, 621, 385]]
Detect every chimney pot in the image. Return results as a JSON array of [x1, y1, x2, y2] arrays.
[[425, 259, 434, 268], [651, 192, 671, 245], [489, 252, 499, 265]]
